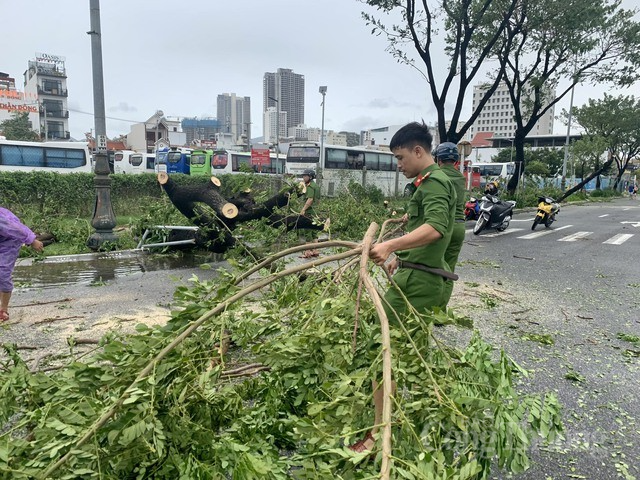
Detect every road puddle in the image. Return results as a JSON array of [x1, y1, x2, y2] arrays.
[[13, 251, 224, 289]]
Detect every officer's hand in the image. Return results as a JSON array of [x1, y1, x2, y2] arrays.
[[385, 257, 399, 276], [401, 213, 409, 223], [370, 242, 393, 266]]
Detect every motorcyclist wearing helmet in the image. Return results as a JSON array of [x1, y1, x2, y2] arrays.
[[434, 141, 466, 308], [484, 180, 499, 196]]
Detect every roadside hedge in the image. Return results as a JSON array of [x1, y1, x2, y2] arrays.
[[0, 172, 281, 219]]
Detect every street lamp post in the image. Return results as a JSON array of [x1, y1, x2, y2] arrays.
[[319, 86, 327, 185], [86, 0, 117, 250]]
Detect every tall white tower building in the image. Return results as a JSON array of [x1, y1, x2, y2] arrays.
[[467, 81, 554, 140]]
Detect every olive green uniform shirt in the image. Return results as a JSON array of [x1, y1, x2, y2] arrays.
[[384, 163, 456, 318], [304, 181, 320, 216], [440, 163, 467, 307], [396, 164, 456, 271], [439, 164, 466, 221]]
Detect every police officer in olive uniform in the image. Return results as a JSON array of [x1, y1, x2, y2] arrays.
[[435, 142, 466, 307], [300, 169, 320, 218], [350, 123, 457, 455], [370, 122, 457, 321]]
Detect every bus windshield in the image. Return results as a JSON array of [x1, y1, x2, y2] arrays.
[[167, 152, 182, 163], [287, 145, 320, 163], [190, 153, 206, 166], [130, 154, 143, 166], [212, 152, 228, 168]]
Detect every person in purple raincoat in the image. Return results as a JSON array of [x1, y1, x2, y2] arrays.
[[0, 207, 44, 322]]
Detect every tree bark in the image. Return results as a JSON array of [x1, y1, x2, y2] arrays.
[[157, 174, 312, 252]]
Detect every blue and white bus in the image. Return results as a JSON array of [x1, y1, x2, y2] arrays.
[[0, 138, 92, 173], [286, 142, 401, 196], [166, 147, 191, 175]]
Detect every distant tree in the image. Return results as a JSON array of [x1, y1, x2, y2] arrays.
[[529, 149, 563, 177], [571, 94, 640, 189], [0, 112, 40, 141], [525, 161, 550, 177], [569, 135, 610, 189], [491, 147, 525, 164], [498, 0, 640, 193], [361, 0, 521, 143]]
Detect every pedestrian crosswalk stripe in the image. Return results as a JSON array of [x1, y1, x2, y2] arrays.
[[603, 233, 634, 245], [598, 214, 609, 217], [510, 218, 535, 222], [465, 228, 474, 234], [481, 228, 524, 238], [622, 207, 632, 211], [517, 225, 572, 239], [558, 231, 592, 242]]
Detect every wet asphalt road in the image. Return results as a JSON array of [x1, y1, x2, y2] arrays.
[[454, 197, 640, 480]]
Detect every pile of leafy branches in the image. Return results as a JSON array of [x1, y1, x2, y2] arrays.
[[0, 227, 562, 479]]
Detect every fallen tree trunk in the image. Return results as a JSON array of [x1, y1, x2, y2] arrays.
[[157, 174, 319, 252]]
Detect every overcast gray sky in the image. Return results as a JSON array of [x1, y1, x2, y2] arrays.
[[3, 0, 639, 140]]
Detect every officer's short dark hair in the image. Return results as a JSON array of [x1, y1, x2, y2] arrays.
[[390, 122, 433, 153]]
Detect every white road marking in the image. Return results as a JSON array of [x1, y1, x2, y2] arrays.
[[481, 228, 524, 238], [621, 221, 640, 228], [558, 231, 592, 242], [598, 214, 610, 217], [465, 228, 474, 234], [622, 207, 632, 211], [517, 225, 572, 239], [510, 218, 536, 222], [603, 233, 634, 245]]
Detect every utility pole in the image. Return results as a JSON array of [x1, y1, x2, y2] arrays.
[[86, 0, 117, 250], [319, 86, 327, 190], [562, 83, 576, 191]]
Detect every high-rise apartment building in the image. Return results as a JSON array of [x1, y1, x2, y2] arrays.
[[217, 93, 251, 143], [263, 68, 304, 140], [467, 81, 554, 140], [23, 53, 70, 140], [263, 107, 287, 144]]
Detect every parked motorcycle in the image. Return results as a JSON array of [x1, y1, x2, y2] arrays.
[[531, 196, 560, 230], [473, 194, 516, 235], [464, 197, 480, 221]]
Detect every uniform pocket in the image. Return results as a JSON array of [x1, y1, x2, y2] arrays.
[[407, 203, 419, 219]]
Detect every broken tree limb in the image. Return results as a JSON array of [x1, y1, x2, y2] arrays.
[[40, 241, 364, 479]]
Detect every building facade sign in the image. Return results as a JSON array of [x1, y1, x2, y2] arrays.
[[0, 102, 38, 113], [35, 52, 66, 64]]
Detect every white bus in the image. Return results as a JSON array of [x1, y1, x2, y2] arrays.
[[113, 150, 147, 173], [472, 162, 515, 189], [0, 138, 92, 173], [286, 142, 402, 196]]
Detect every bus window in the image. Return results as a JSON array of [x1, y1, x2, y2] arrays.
[[130, 154, 144, 167], [346, 152, 364, 169], [379, 153, 393, 171], [212, 152, 228, 169], [190, 153, 207, 166], [365, 152, 379, 170], [326, 148, 347, 169], [287, 145, 320, 163], [167, 152, 182, 164], [1, 145, 40, 167]]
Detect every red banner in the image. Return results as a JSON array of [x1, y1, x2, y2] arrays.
[[251, 148, 271, 166]]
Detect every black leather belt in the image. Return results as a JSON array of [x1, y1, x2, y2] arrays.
[[398, 260, 459, 281]]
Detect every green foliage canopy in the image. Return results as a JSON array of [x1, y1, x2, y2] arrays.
[[571, 94, 640, 188], [0, 112, 40, 141]]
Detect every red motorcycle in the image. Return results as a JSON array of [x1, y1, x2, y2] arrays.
[[464, 197, 480, 221]]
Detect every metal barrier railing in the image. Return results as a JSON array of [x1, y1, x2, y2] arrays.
[[136, 225, 199, 250]]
